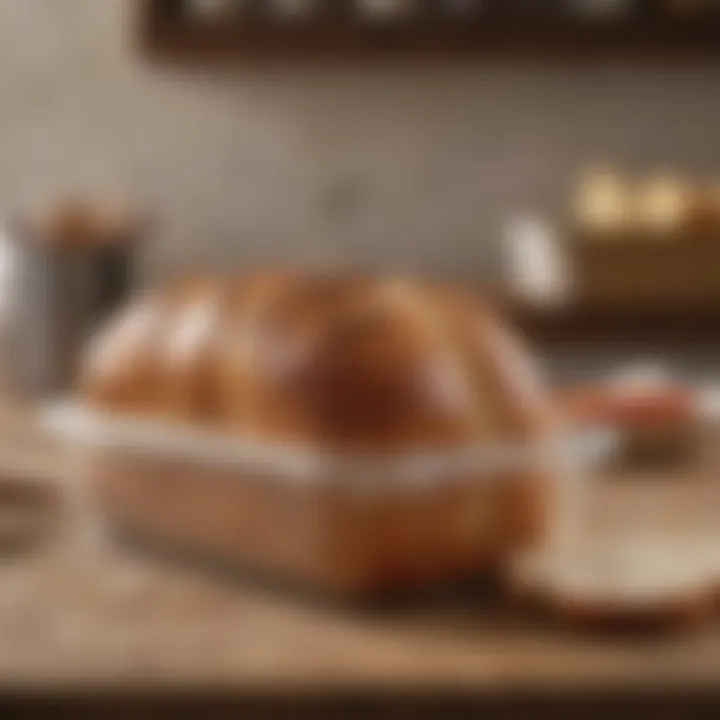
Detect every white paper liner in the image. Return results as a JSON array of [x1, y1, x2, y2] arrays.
[[41, 401, 620, 488]]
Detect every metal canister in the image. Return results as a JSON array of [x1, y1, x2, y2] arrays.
[[4, 200, 143, 398]]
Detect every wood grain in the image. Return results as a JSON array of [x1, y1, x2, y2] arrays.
[[0, 401, 717, 690]]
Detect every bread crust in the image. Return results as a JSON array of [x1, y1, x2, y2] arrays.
[[83, 271, 552, 452], [80, 270, 557, 595]]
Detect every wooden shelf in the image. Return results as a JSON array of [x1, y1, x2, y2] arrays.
[[137, 1, 720, 63], [505, 301, 720, 346]]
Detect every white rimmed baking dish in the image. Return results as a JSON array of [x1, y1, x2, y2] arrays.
[[43, 401, 617, 597]]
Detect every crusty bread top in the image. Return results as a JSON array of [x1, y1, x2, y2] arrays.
[[81, 271, 555, 451]]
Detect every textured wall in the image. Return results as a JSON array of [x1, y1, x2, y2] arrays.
[[1, 0, 720, 283]]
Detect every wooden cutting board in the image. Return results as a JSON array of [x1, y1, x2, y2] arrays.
[[0, 401, 716, 690]]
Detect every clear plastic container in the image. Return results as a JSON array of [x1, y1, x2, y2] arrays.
[[43, 401, 615, 598]]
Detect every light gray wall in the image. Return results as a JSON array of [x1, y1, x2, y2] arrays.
[[1, 0, 719, 282]]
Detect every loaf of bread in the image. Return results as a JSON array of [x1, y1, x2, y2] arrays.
[[83, 270, 556, 451], [80, 270, 558, 595]]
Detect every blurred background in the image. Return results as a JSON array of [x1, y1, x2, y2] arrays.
[[4, 0, 720, 282], [1, 0, 720, 712]]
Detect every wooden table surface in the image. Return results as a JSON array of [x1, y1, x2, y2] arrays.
[[0, 402, 719, 693]]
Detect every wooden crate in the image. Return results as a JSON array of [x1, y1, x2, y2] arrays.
[[572, 230, 720, 306]]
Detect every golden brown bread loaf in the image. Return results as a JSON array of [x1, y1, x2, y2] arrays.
[[82, 270, 556, 451], [80, 269, 559, 595]]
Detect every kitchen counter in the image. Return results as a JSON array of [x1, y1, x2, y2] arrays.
[[0, 402, 718, 697]]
